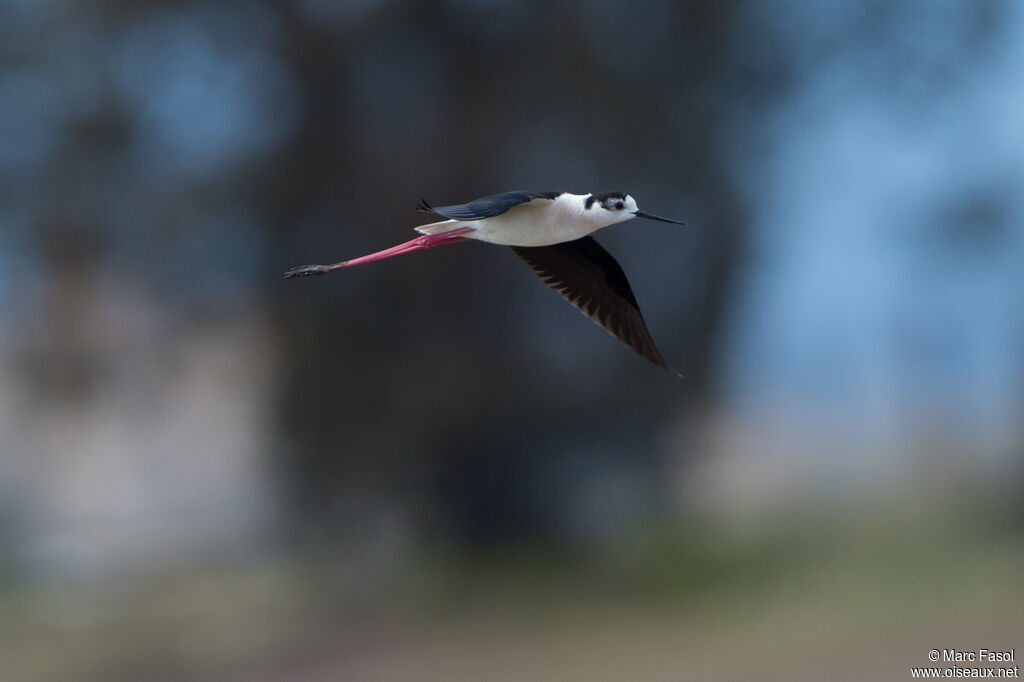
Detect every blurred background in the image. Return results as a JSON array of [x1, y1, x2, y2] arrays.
[[2, 0, 1022, 680]]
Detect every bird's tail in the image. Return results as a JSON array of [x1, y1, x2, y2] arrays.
[[414, 219, 463, 236]]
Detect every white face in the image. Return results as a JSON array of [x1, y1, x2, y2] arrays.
[[588, 194, 639, 228]]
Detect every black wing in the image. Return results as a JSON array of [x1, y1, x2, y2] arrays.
[[417, 191, 561, 221], [510, 237, 670, 369]]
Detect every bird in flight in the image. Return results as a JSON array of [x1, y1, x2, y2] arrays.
[[285, 190, 685, 371]]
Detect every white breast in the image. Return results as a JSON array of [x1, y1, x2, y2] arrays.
[[468, 193, 600, 247]]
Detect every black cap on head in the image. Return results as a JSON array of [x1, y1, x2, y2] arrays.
[[584, 191, 628, 209]]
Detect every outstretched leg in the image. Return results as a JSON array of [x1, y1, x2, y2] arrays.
[[284, 227, 476, 278]]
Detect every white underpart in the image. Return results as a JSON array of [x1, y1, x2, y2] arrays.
[[414, 192, 637, 247]]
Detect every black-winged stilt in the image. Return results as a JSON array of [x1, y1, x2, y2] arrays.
[[285, 191, 685, 371]]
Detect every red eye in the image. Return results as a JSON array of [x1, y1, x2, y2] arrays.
[[614, 201, 624, 210]]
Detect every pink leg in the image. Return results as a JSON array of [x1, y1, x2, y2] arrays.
[[284, 227, 475, 278]]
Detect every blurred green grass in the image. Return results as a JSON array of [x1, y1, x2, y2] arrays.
[[3, 494, 1021, 682]]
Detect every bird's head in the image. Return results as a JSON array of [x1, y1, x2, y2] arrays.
[[584, 191, 685, 229]]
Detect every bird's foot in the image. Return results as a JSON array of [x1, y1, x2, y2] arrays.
[[283, 265, 326, 278]]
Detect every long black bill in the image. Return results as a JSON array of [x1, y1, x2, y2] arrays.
[[633, 210, 686, 226]]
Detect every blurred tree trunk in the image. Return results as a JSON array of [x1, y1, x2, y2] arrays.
[[263, 0, 754, 546]]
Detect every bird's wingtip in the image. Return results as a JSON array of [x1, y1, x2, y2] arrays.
[[415, 198, 435, 214], [643, 350, 683, 379], [651, 357, 684, 380]]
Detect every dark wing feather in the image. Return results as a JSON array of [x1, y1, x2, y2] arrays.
[[418, 191, 561, 221], [510, 237, 670, 369]]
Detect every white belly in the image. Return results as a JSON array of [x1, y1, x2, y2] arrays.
[[467, 212, 599, 246], [415, 201, 598, 247]]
